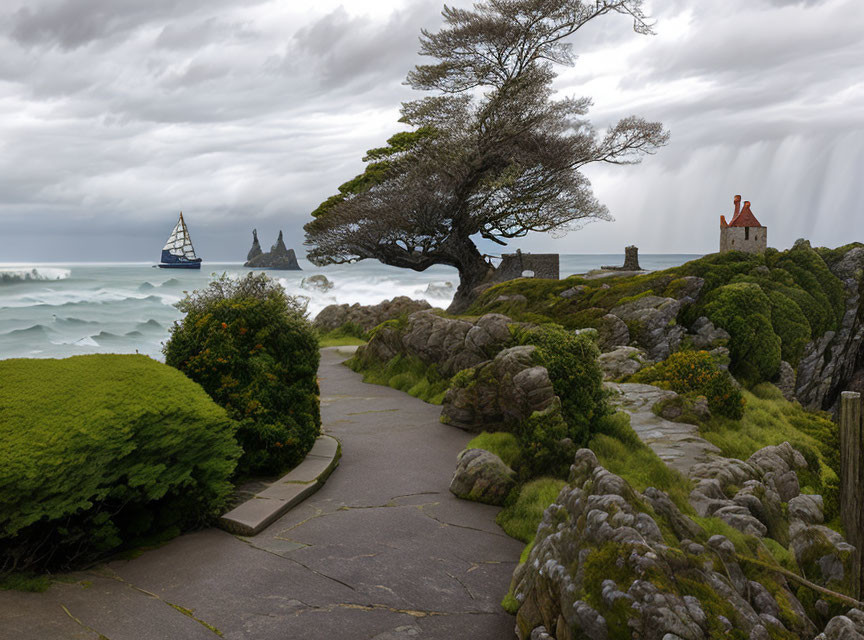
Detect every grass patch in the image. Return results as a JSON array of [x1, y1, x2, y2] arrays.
[[0, 572, 52, 593], [496, 477, 566, 543], [589, 412, 693, 512], [466, 432, 520, 468], [318, 335, 367, 347], [347, 353, 451, 404]]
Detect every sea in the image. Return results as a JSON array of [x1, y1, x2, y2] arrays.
[[0, 254, 700, 361]]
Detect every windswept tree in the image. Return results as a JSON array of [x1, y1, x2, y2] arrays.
[[305, 0, 669, 312]]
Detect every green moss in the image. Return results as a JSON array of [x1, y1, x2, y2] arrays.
[[500, 591, 520, 615], [496, 478, 566, 543], [466, 432, 521, 468], [348, 354, 450, 404]]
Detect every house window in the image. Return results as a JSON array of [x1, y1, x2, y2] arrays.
[[745, 227, 750, 240]]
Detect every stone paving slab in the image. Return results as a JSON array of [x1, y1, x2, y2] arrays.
[[218, 434, 341, 536], [607, 381, 721, 476]]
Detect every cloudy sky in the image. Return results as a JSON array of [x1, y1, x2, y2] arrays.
[[0, 0, 861, 262]]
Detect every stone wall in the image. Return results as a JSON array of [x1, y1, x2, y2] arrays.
[[720, 225, 767, 254], [492, 252, 559, 282]]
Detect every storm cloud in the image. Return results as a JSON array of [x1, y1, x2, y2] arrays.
[[0, 0, 861, 262]]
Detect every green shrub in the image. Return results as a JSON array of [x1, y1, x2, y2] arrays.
[[496, 477, 566, 543], [164, 273, 320, 477], [0, 355, 240, 572], [704, 371, 745, 420], [513, 324, 608, 446], [512, 406, 575, 480], [632, 351, 744, 420], [701, 283, 781, 384], [466, 432, 521, 468]]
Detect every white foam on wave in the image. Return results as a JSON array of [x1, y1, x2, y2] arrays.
[[276, 272, 457, 319], [0, 267, 71, 284]]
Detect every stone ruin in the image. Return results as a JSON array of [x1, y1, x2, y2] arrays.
[[602, 245, 642, 271], [491, 250, 559, 282]]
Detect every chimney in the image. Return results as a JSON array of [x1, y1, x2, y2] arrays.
[[733, 195, 741, 219], [743, 200, 751, 213]]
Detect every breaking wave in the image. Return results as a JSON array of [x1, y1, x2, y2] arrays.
[[0, 268, 71, 284]]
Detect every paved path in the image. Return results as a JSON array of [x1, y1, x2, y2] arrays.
[[0, 348, 522, 640], [607, 382, 721, 476]]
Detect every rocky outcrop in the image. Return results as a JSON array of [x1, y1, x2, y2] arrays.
[[244, 231, 301, 270], [609, 295, 686, 361], [595, 314, 630, 351], [300, 275, 333, 292], [351, 310, 516, 378], [689, 442, 855, 593], [448, 448, 515, 505], [313, 297, 432, 334], [511, 449, 818, 640], [689, 316, 731, 350], [816, 609, 864, 639], [246, 229, 263, 262], [597, 346, 650, 381], [440, 345, 557, 431], [796, 247, 864, 412]]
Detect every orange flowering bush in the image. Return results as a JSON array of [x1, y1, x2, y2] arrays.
[[164, 273, 320, 476], [633, 350, 744, 420]]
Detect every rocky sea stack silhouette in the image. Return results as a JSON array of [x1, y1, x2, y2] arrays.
[[244, 230, 301, 270]]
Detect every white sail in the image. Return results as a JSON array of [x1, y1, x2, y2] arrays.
[[161, 213, 198, 260]]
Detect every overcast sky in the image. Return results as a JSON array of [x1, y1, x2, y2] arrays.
[[0, 0, 862, 262]]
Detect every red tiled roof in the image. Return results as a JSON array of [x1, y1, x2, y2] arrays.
[[728, 200, 763, 227]]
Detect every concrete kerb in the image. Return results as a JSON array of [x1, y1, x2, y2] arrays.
[[218, 434, 342, 537]]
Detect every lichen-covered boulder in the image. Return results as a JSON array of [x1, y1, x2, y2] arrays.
[[597, 346, 650, 381], [440, 345, 557, 431], [448, 448, 515, 505], [595, 313, 630, 351], [688, 316, 731, 350], [816, 608, 864, 639], [352, 310, 517, 379], [609, 296, 684, 360], [314, 296, 432, 333]]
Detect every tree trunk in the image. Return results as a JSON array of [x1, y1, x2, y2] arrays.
[[447, 253, 494, 314]]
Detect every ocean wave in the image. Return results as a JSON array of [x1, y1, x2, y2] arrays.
[[0, 268, 71, 284], [0, 324, 55, 337]]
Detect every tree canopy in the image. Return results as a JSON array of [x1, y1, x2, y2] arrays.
[[305, 0, 669, 311]]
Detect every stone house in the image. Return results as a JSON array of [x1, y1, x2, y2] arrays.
[[720, 195, 767, 254]]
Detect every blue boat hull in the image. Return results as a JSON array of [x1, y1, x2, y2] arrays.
[[159, 249, 202, 269]]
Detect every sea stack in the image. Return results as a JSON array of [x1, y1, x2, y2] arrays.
[[247, 229, 263, 262], [244, 230, 302, 270]]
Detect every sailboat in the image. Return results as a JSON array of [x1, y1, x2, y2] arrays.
[[158, 212, 202, 269]]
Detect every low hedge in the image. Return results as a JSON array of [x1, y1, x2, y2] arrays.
[[0, 355, 240, 573]]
